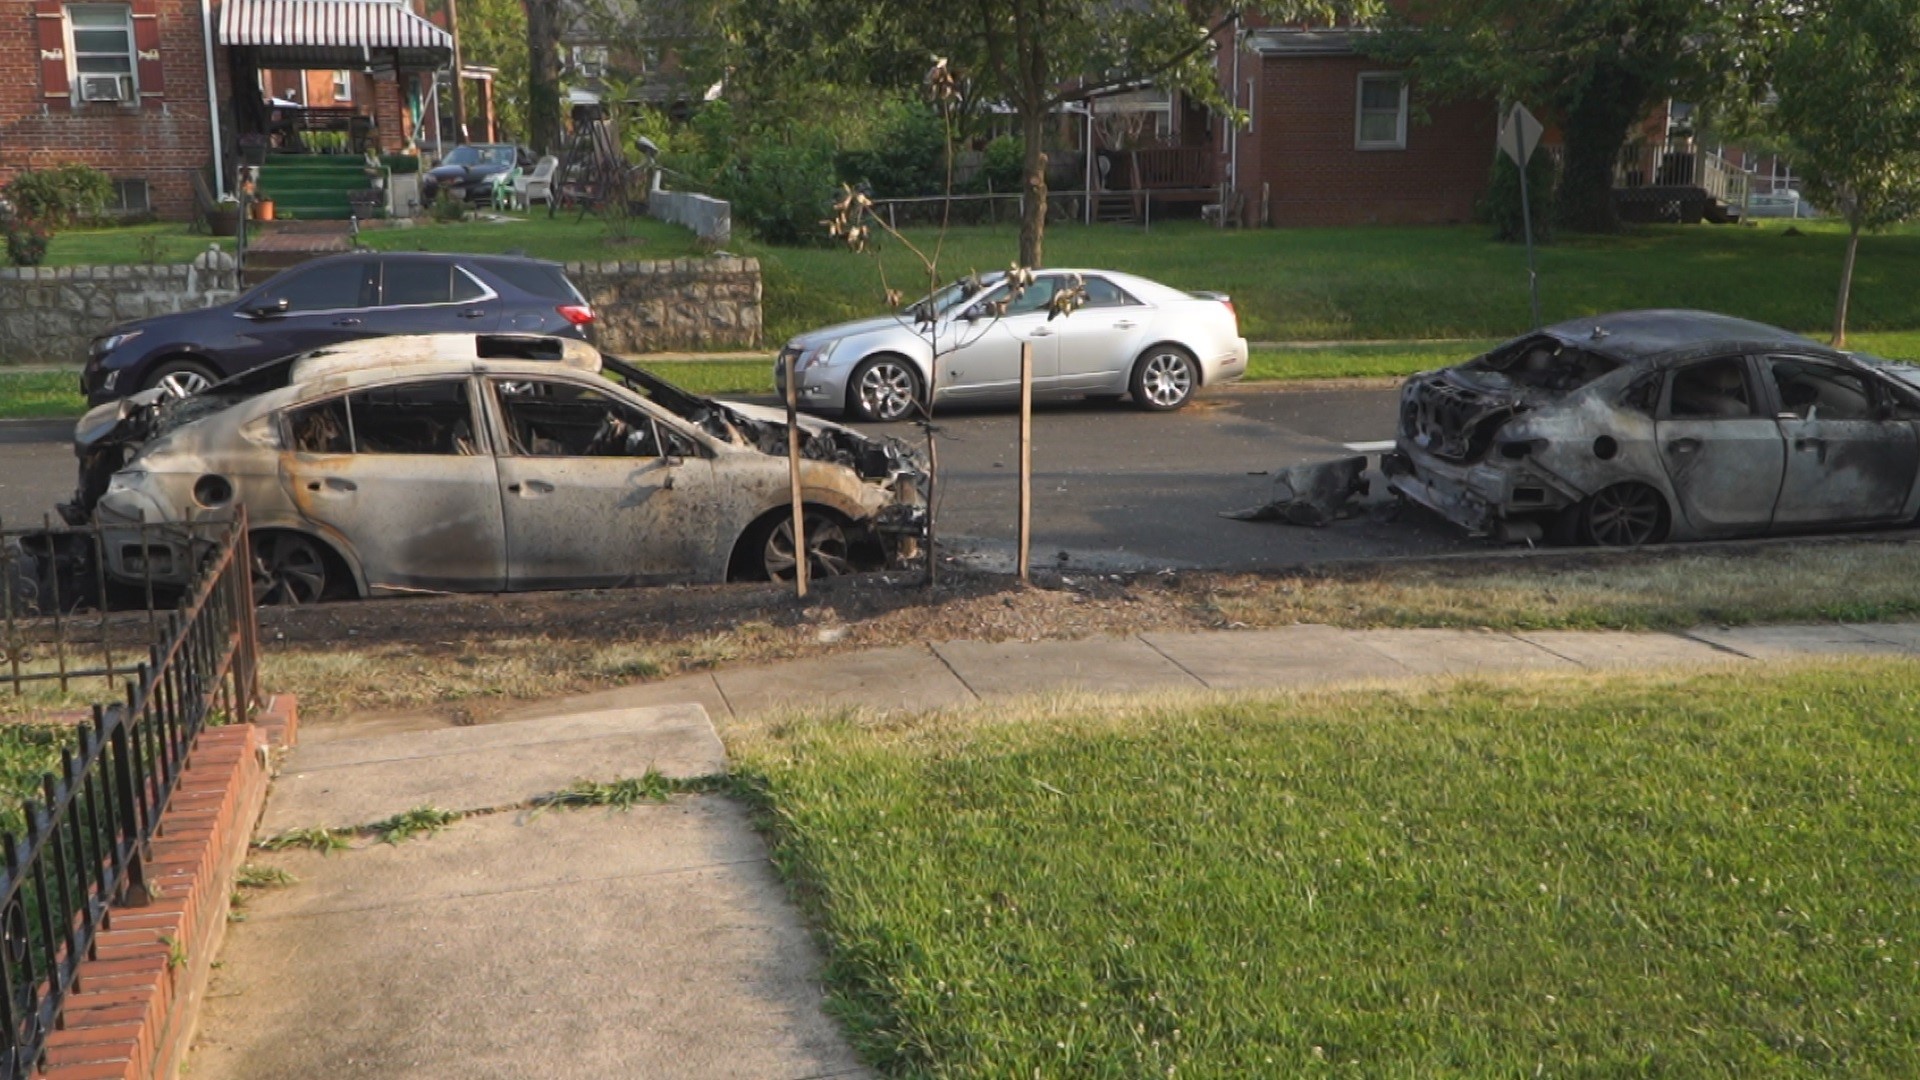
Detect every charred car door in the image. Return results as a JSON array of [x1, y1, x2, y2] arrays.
[[1766, 355, 1920, 527], [1651, 355, 1785, 535], [278, 377, 507, 591], [488, 376, 723, 589]]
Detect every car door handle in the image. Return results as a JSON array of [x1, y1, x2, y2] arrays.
[[306, 478, 356, 493], [507, 480, 555, 496], [332, 317, 363, 327], [1113, 320, 1138, 330], [1794, 437, 1824, 452], [458, 308, 489, 319], [1666, 438, 1700, 455], [1028, 327, 1054, 337]]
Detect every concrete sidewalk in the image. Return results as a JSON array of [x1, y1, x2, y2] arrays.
[[192, 621, 1919, 1078], [481, 620, 1920, 729]]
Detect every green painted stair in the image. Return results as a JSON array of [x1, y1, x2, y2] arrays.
[[256, 154, 379, 221]]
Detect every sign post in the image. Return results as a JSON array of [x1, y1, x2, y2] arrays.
[[1500, 103, 1545, 329]]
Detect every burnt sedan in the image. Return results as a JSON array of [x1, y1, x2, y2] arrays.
[[69, 334, 925, 602], [1385, 310, 1920, 546]]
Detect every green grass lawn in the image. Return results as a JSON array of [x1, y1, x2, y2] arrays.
[[741, 219, 1920, 345], [41, 222, 233, 267], [356, 212, 707, 262], [736, 660, 1920, 1078], [0, 725, 78, 834]]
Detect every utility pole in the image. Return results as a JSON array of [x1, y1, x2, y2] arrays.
[[445, 0, 467, 141]]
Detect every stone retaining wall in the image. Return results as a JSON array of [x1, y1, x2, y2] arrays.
[[0, 254, 760, 365], [0, 256, 240, 365], [567, 256, 761, 353], [647, 188, 732, 244]]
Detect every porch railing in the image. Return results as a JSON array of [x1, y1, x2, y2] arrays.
[[1118, 146, 1217, 190], [0, 508, 259, 1079], [1614, 138, 1753, 207]]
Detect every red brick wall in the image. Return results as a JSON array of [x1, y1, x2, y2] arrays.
[[0, 0, 215, 221], [1242, 53, 1496, 227]]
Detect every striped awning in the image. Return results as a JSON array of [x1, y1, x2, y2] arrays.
[[219, 0, 451, 66]]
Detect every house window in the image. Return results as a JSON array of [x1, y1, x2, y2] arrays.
[[109, 178, 150, 214], [66, 4, 136, 104], [1355, 73, 1408, 150], [332, 70, 352, 102]]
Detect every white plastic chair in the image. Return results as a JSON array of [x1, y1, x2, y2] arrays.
[[515, 156, 559, 209]]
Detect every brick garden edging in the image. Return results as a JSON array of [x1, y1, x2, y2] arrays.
[[36, 694, 298, 1080]]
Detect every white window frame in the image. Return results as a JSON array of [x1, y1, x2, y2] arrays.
[[332, 70, 353, 102], [64, 3, 137, 106], [1354, 72, 1408, 151]]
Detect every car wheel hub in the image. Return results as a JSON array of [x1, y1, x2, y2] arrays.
[[1142, 354, 1192, 407], [157, 369, 212, 399], [763, 514, 854, 581], [252, 535, 327, 605], [858, 363, 917, 421]]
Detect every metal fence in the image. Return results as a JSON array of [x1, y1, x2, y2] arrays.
[[0, 508, 259, 1079]]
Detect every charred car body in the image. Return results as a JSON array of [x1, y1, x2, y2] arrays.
[[64, 334, 926, 602], [1386, 310, 1920, 545]]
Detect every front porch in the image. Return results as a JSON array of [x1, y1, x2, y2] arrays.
[[1611, 138, 1751, 224]]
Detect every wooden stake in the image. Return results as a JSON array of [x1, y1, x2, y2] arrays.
[[1017, 339, 1032, 584], [785, 351, 808, 598]]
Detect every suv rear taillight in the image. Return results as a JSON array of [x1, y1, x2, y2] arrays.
[[1221, 298, 1237, 326], [557, 303, 595, 326]]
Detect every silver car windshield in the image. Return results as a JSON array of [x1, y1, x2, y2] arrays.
[[906, 278, 998, 321]]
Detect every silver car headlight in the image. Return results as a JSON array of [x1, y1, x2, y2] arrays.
[[798, 340, 841, 370]]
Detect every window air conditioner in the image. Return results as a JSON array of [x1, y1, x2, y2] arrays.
[[80, 74, 133, 103]]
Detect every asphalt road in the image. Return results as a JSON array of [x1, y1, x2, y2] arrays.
[[0, 384, 1474, 570]]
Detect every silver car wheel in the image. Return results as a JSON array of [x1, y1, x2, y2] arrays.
[[762, 513, 855, 581], [853, 358, 920, 422], [251, 532, 330, 606], [1133, 349, 1196, 411], [148, 362, 217, 400]]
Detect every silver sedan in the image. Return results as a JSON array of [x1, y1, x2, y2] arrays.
[[776, 269, 1249, 422]]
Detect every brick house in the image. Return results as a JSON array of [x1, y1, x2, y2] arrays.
[[1222, 27, 1497, 227], [1, 0, 452, 221]]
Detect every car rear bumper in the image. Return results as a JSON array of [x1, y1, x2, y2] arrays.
[[1383, 444, 1579, 538]]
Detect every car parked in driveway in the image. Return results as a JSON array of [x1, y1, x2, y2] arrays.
[[81, 252, 594, 405], [1386, 309, 1920, 546], [776, 269, 1248, 421], [68, 334, 926, 602], [420, 143, 533, 205]]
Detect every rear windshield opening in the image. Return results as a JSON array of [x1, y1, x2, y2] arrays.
[[1466, 335, 1620, 392], [487, 262, 585, 304]]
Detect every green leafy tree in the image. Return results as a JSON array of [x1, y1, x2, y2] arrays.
[[525, 0, 564, 153], [1376, 0, 1783, 233], [1757, 0, 1920, 346], [435, 0, 529, 140]]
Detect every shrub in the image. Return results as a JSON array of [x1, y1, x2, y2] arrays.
[[1480, 150, 1558, 244], [835, 99, 947, 198], [5, 164, 112, 228], [4, 217, 52, 267], [724, 139, 840, 246], [379, 153, 421, 175], [430, 188, 469, 223], [976, 135, 1025, 194]]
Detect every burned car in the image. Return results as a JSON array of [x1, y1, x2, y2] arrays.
[[67, 334, 925, 602], [1386, 310, 1920, 545]]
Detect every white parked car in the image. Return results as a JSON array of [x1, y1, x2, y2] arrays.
[[776, 269, 1249, 421]]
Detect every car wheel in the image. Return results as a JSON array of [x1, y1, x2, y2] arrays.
[[757, 511, 855, 582], [251, 532, 331, 605], [1130, 346, 1198, 411], [1578, 483, 1669, 547], [847, 356, 923, 423], [146, 359, 219, 400]]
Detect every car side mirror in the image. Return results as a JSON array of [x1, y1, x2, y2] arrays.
[[961, 303, 990, 322], [243, 298, 291, 319]]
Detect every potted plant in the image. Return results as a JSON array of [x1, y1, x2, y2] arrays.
[[207, 194, 242, 236], [251, 195, 275, 222]]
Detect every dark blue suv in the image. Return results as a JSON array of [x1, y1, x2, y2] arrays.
[[81, 252, 595, 404]]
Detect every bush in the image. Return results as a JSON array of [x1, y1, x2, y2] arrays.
[[4, 217, 52, 267], [5, 164, 112, 228], [1480, 150, 1557, 244], [379, 154, 421, 175], [975, 135, 1025, 194], [724, 139, 839, 246], [835, 99, 947, 198], [430, 188, 469, 223]]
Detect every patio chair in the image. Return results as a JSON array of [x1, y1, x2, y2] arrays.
[[515, 156, 559, 209], [489, 167, 522, 208]]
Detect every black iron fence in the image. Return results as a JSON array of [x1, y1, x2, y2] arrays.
[[0, 508, 259, 1079]]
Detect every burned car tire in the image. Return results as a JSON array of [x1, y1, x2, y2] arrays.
[[848, 356, 924, 423], [145, 359, 220, 400], [1576, 483, 1670, 547], [1130, 347, 1198, 411], [251, 532, 333, 605], [754, 511, 855, 582]]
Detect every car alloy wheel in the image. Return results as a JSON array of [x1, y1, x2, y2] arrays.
[[251, 533, 330, 605], [148, 361, 219, 400], [761, 512, 854, 581], [1580, 483, 1668, 547], [852, 358, 921, 422], [1133, 348, 1197, 411]]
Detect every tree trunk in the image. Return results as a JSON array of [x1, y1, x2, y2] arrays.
[[524, 0, 563, 155], [1554, 62, 1647, 234], [1834, 219, 1862, 347], [1019, 104, 1048, 268], [446, 0, 467, 140]]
